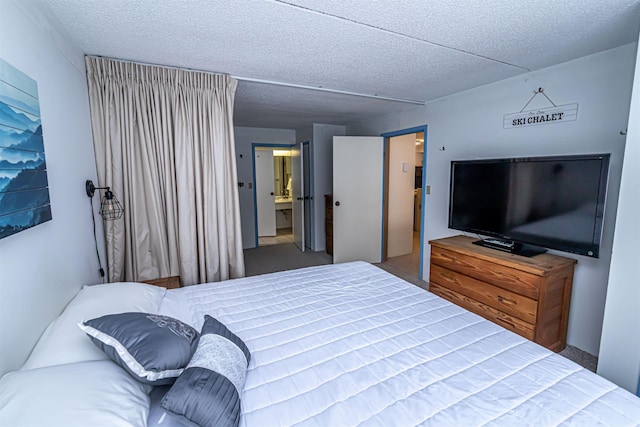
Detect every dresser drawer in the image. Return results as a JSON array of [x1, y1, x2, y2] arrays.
[[430, 283, 535, 341], [430, 264, 537, 324], [431, 247, 540, 300]]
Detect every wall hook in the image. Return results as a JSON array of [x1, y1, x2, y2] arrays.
[[519, 86, 557, 112]]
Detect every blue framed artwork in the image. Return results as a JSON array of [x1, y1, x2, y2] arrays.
[[0, 58, 51, 239]]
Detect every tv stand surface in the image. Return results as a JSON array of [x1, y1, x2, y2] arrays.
[[472, 238, 547, 257], [429, 235, 577, 352]]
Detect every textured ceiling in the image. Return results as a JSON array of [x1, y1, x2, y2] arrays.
[[42, 0, 640, 129]]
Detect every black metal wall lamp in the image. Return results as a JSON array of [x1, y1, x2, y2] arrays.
[[85, 179, 124, 220]]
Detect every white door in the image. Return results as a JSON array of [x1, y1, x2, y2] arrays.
[[255, 149, 276, 237], [333, 136, 384, 263], [291, 142, 304, 251]]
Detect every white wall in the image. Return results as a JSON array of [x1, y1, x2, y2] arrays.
[[597, 40, 640, 393], [296, 126, 313, 147], [234, 127, 296, 249], [348, 105, 427, 137], [311, 124, 345, 251], [347, 44, 638, 356], [0, 1, 103, 375]]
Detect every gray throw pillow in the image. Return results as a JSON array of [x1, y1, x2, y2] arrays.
[[160, 315, 251, 427], [79, 312, 199, 385]]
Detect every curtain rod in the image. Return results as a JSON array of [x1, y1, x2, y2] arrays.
[[86, 55, 426, 105]]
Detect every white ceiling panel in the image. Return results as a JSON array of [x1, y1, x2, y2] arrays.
[[234, 81, 414, 128], [282, 0, 640, 69], [44, 0, 522, 98], [41, 0, 640, 129]]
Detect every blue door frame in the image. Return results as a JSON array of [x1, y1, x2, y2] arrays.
[[380, 125, 428, 279]]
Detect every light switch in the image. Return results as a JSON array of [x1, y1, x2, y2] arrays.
[[402, 162, 409, 172], [426, 185, 431, 195]]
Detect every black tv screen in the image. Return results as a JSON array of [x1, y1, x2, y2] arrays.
[[448, 154, 610, 257]]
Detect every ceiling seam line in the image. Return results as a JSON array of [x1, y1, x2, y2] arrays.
[[271, 0, 531, 72]]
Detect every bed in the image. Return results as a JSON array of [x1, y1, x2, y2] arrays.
[[1, 261, 639, 426]]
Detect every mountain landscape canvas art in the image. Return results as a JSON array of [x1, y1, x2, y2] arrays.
[[0, 58, 51, 239]]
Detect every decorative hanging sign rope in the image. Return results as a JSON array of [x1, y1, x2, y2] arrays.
[[503, 87, 578, 129]]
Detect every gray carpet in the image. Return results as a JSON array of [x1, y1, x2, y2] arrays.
[[559, 345, 598, 372], [374, 262, 430, 291], [243, 243, 597, 371], [243, 243, 332, 277]]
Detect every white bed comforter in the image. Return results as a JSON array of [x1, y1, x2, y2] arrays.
[[161, 262, 640, 426]]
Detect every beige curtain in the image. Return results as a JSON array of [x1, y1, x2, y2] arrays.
[[85, 56, 244, 285]]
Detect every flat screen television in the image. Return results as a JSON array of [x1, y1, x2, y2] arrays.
[[448, 154, 610, 257]]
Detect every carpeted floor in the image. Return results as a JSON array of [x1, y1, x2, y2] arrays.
[[374, 262, 429, 291], [559, 345, 598, 372], [258, 227, 294, 246], [243, 242, 598, 372], [243, 243, 332, 277]]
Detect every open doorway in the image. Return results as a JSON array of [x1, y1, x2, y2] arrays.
[[381, 126, 427, 280], [253, 145, 294, 246], [252, 142, 314, 249]]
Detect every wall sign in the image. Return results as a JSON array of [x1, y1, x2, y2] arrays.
[[504, 87, 578, 129], [0, 58, 52, 239]]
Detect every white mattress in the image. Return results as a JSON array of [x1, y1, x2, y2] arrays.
[[161, 261, 640, 426]]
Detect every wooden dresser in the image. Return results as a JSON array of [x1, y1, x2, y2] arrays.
[[429, 236, 576, 352], [325, 194, 333, 256]]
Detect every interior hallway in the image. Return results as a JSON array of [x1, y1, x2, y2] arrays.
[[258, 227, 294, 246], [244, 242, 332, 276], [376, 231, 428, 290]]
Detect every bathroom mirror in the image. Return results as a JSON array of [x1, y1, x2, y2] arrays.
[[273, 152, 292, 197]]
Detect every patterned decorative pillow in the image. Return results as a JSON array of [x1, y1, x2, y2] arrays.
[[161, 315, 251, 427], [79, 312, 199, 385]]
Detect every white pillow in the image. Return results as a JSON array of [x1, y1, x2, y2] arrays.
[[158, 289, 198, 327], [23, 282, 166, 370], [0, 360, 151, 427]]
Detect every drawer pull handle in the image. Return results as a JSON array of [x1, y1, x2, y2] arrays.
[[498, 295, 516, 305], [496, 317, 515, 329]]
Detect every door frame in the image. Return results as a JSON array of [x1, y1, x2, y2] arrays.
[[291, 142, 304, 251], [251, 142, 295, 247], [301, 140, 314, 250], [380, 125, 428, 279]]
